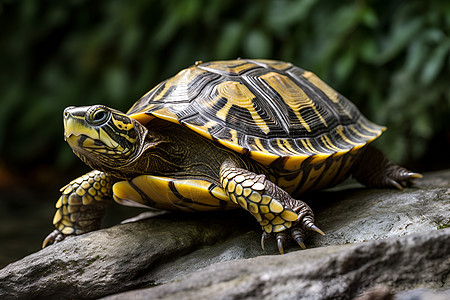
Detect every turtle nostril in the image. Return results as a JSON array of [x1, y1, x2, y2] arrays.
[[63, 106, 75, 119]]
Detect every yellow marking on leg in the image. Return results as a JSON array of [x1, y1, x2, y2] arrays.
[[263, 224, 273, 233], [272, 216, 284, 225], [269, 200, 284, 213], [248, 192, 262, 203], [273, 225, 287, 232], [53, 209, 63, 224], [261, 195, 272, 205], [251, 212, 262, 222], [260, 206, 269, 214], [237, 196, 248, 209], [243, 188, 252, 197], [248, 202, 259, 214], [281, 210, 298, 222]]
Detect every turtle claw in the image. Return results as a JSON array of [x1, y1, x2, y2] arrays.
[[295, 236, 307, 250], [391, 168, 422, 188], [261, 232, 271, 251], [407, 172, 423, 179], [387, 178, 403, 190], [260, 222, 325, 254], [276, 238, 284, 254], [276, 232, 287, 254], [384, 169, 422, 190], [42, 229, 66, 248], [310, 224, 325, 236]]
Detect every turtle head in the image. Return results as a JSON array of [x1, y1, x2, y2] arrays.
[[63, 105, 148, 172]]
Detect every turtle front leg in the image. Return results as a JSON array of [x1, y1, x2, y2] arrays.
[[352, 145, 422, 190], [42, 170, 116, 248], [220, 161, 324, 254]]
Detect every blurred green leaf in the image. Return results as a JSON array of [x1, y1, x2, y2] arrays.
[[0, 0, 448, 171], [378, 18, 423, 64], [244, 29, 272, 58], [420, 39, 450, 85]]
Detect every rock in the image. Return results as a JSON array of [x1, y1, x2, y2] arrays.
[[103, 228, 450, 300], [0, 211, 256, 300], [0, 170, 449, 299]]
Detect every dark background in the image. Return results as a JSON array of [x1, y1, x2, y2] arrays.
[[0, 0, 449, 267]]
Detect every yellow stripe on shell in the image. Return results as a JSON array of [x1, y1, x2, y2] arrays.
[[299, 139, 317, 154], [128, 112, 155, 125], [348, 125, 375, 140], [302, 71, 353, 119], [217, 135, 247, 155], [215, 81, 270, 134], [260, 72, 328, 131], [252, 137, 265, 151], [197, 60, 255, 75], [151, 69, 189, 103], [148, 107, 181, 124], [255, 59, 292, 71], [358, 119, 385, 135], [183, 121, 216, 140], [320, 135, 343, 152], [336, 125, 362, 146]]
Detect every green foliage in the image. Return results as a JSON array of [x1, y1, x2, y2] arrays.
[[0, 0, 449, 170]]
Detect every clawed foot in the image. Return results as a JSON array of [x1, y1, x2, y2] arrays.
[[260, 215, 325, 254], [42, 230, 66, 248], [383, 167, 422, 190]]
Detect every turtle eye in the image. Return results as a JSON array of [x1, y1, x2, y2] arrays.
[[89, 108, 109, 125]]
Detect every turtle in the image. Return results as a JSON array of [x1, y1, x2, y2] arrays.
[[42, 59, 421, 253]]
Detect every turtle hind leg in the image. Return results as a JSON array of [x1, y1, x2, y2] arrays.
[[220, 160, 324, 254], [352, 145, 422, 190]]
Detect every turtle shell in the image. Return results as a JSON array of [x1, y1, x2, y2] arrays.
[[127, 59, 384, 170]]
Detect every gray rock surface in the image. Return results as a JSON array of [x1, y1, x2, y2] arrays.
[[104, 229, 450, 300], [0, 170, 449, 299]]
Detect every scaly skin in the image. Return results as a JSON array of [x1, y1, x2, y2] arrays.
[[352, 145, 422, 190], [42, 170, 116, 248], [219, 160, 324, 254]]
